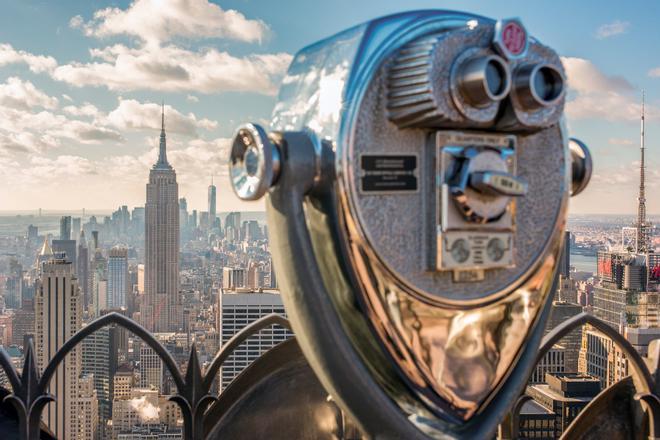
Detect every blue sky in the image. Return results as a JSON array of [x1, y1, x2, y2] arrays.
[[0, 0, 657, 215]]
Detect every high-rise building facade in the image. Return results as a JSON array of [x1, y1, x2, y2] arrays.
[[60, 216, 72, 240], [222, 267, 245, 291], [27, 224, 38, 242], [35, 256, 84, 439], [72, 217, 81, 237], [82, 325, 119, 429], [77, 231, 90, 310], [143, 106, 182, 332], [546, 302, 583, 372], [77, 374, 99, 440], [5, 259, 23, 309], [91, 248, 108, 316], [578, 326, 629, 389], [217, 290, 292, 390], [594, 251, 658, 328], [52, 239, 77, 268], [526, 373, 601, 437], [12, 299, 34, 346], [530, 344, 566, 384], [139, 345, 163, 391], [208, 178, 217, 228], [108, 247, 129, 309]]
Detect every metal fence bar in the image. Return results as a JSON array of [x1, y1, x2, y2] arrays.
[[0, 312, 291, 440], [505, 312, 660, 439]]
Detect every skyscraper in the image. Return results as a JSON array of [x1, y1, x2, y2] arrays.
[[108, 246, 129, 309], [143, 105, 182, 332], [635, 92, 652, 253], [82, 325, 119, 429], [60, 216, 72, 240], [91, 247, 107, 316], [179, 197, 188, 241], [77, 230, 90, 310], [35, 255, 84, 439], [217, 290, 293, 390], [208, 177, 217, 228], [52, 238, 77, 268], [139, 345, 163, 390], [72, 217, 81, 237]]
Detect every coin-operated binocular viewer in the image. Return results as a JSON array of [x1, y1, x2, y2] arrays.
[[229, 10, 591, 439]]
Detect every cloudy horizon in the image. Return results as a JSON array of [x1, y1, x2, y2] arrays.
[[0, 0, 658, 214]]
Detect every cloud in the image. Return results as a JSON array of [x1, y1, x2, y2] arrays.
[[0, 43, 57, 73], [590, 161, 660, 190], [70, 0, 268, 45], [62, 102, 100, 118], [106, 135, 230, 183], [168, 137, 230, 177], [0, 99, 122, 157], [608, 138, 634, 146], [55, 1, 290, 95], [595, 20, 630, 39], [52, 120, 124, 143], [0, 106, 122, 145], [0, 80, 223, 158], [649, 67, 660, 78], [27, 155, 98, 179], [561, 57, 659, 123], [0, 131, 59, 154], [107, 98, 216, 135], [562, 57, 633, 94], [186, 95, 199, 103], [0, 77, 58, 110], [52, 44, 291, 95]]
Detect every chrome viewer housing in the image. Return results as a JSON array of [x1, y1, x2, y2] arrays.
[[229, 11, 592, 440]]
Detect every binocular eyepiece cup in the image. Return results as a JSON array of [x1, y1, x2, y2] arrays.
[[457, 55, 511, 107], [229, 123, 280, 201], [513, 63, 565, 109], [569, 137, 593, 196]]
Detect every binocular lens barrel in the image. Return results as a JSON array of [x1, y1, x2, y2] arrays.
[[514, 63, 565, 109], [458, 55, 511, 107]]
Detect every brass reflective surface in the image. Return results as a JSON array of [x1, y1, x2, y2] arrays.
[[338, 179, 565, 419]]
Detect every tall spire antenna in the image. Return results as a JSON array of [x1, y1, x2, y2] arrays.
[[155, 100, 171, 169], [636, 90, 647, 253]]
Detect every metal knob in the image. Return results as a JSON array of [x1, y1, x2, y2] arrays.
[[469, 171, 528, 197], [449, 149, 525, 223], [229, 123, 281, 201], [569, 138, 592, 196]]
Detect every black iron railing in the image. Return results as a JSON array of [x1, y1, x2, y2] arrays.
[[502, 312, 660, 439], [2, 310, 658, 439], [0, 312, 291, 440]]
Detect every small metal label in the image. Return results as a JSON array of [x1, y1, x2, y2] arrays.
[[360, 154, 418, 193]]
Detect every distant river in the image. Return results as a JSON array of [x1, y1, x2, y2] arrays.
[[570, 253, 596, 274]]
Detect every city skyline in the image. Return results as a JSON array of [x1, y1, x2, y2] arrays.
[[0, 0, 659, 214], [0, 5, 658, 438]]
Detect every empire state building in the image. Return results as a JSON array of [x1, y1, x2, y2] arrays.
[[143, 105, 182, 332]]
